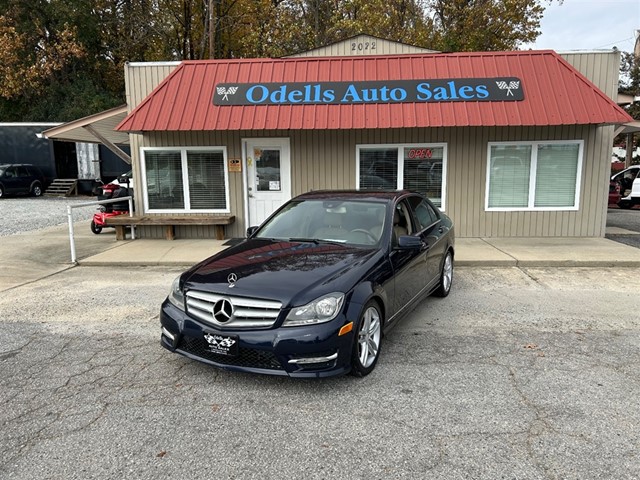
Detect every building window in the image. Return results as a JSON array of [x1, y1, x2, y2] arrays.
[[356, 144, 447, 209], [486, 141, 582, 211], [141, 147, 229, 213]]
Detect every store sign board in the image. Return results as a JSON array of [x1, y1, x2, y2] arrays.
[[214, 78, 523, 106]]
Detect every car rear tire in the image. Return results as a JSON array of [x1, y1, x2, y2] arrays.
[[350, 300, 382, 377], [0, 185, 4, 198], [90, 220, 102, 234], [434, 251, 453, 298], [617, 200, 633, 209], [31, 182, 43, 197]]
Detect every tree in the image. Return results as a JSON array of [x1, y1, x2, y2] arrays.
[[616, 50, 640, 165], [428, 0, 546, 52], [0, 0, 558, 121]]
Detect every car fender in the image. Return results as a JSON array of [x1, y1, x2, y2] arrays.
[[345, 281, 389, 326]]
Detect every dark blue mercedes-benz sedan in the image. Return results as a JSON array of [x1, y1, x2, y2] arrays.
[[160, 190, 454, 378]]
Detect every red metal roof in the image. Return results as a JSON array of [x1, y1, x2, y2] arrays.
[[116, 51, 631, 132]]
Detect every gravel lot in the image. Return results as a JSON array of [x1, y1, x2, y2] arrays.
[[0, 196, 99, 237]]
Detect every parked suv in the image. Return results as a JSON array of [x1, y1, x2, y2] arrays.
[[0, 164, 47, 198]]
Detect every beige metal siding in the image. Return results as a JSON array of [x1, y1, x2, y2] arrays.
[[290, 125, 611, 238], [560, 51, 620, 100], [124, 62, 180, 235], [124, 62, 179, 110], [130, 124, 611, 239], [287, 34, 438, 57]]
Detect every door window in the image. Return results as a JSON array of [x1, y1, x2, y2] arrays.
[[255, 148, 281, 192]]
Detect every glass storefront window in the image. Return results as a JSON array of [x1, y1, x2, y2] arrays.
[[142, 148, 229, 212], [357, 144, 447, 209]]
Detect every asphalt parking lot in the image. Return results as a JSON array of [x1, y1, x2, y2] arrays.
[[606, 205, 640, 249], [1, 263, 639, 479], [1, 198, 639, 479]]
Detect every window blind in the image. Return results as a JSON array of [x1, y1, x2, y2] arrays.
[[359, 148, 398, 190], [187, 151, 226, 209], [488, 145, 531, 208], [145, 151, 184, 209], [534, 144, 579, 208]]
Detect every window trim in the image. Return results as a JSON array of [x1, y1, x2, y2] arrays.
[[140, 146, 230, 214], [355, 143, 448, 211], [485, 140, 584, 212]]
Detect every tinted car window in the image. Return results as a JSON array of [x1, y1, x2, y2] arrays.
[[407, 196, 439, 231]]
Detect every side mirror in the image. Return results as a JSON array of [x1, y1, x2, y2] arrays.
[[246, 226, 259, 238], [118, 175, 129, 184], [397, 235, 423, 250]]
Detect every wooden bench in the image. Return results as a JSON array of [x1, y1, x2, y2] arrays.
[[104, 215, 235, 241]]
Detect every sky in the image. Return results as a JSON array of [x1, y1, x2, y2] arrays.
[[525, 0, 640, 52]]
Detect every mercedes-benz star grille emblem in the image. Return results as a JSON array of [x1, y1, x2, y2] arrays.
[[212, 298, 234, 323], [227, 273, 238, 288]]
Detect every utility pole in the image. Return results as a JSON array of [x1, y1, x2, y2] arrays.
[[628, 30, 640, 168]]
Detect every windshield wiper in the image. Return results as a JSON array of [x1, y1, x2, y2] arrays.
[[288, 237, 320, 244], [288, 237, 346, 246]]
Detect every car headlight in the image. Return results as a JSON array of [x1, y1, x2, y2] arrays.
[[283, 293, 344, 327], [167, 275, 185, 311]]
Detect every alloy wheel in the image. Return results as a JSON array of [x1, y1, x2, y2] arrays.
[[435, 251, 453, 297], [442, 253, 453, 293], [357, 305, 381, 369]]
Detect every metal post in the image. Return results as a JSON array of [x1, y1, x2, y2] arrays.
[[128, 197, 136, 240], [67, 205, 77, 264], [65, 196, 133, 263]]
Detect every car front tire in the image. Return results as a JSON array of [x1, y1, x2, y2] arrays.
[[90, 220, 102, 234], [434, 250, 453, 298], [350, 300, 383, 377], [617, 200, 633, 209], [31, 182, 43, 197], [0, 185, 4, 198]]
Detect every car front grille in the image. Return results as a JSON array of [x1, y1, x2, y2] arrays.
[[185, 290, 282, 329], [178, 336, 283, 371]]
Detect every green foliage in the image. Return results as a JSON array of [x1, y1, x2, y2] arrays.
[[428, 0, 546, 52], [0, 0, 554, 121]]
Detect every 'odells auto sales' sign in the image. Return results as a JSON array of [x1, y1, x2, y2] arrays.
[[213, 78, 523, 105]]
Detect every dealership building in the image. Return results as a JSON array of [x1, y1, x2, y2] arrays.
[[46, 35, 632, 240]]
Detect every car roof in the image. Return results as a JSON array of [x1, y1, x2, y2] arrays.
[[294, 190, 413, 202]]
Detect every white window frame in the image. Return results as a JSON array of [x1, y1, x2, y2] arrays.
[[140, 146, 230, 214], [355, 143, 448, 211], [485, 140, 584, 212]]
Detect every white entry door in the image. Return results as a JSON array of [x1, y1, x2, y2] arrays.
[[244, 138, 291, 227]]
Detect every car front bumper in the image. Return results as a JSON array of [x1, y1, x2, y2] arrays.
[[160, 300, 357, 378]]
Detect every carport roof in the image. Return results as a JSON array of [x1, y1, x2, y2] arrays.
[[116, 50, 632, 132], [42, 105, 130, 145]]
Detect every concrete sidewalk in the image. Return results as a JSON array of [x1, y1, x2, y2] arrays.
[[78, 226, 640, 268], [3, 221, 640, 285]]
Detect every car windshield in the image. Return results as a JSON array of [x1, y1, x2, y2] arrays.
[[255, 199, 387, 246], [0, 166, 5, 176]]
